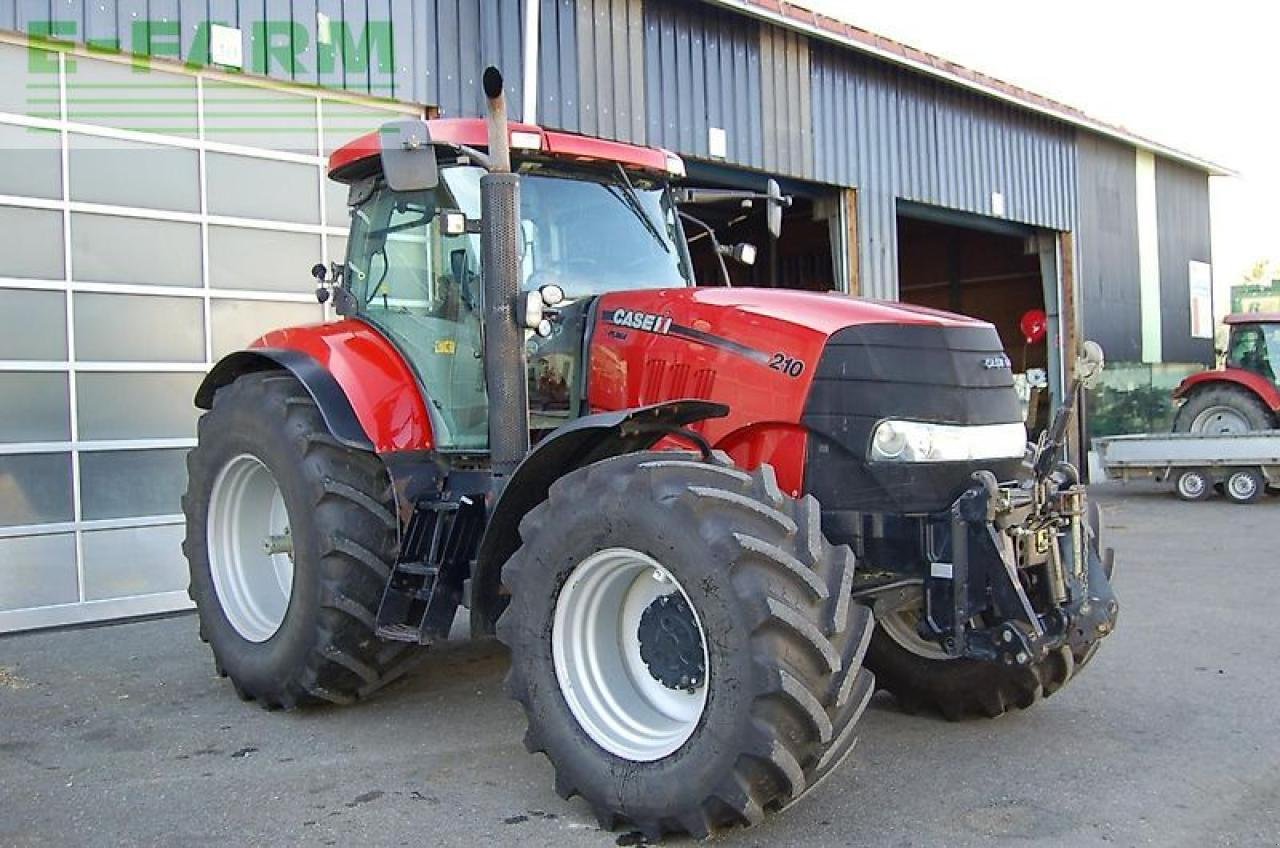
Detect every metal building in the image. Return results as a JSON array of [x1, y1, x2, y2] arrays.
[[0, 0, 1223, 631]]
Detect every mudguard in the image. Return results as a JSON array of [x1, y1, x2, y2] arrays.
[[469, 399, 729, 635], [195, 348, 375, 451], [1174, 367, 1280, 410]]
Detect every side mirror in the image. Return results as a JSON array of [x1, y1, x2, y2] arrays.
[[719, 243, 757, 266], [766, 178, 788, 239], [1076, 340, 1106, 389], [311, 262, 330, 304], [379, 119, 439, 192]]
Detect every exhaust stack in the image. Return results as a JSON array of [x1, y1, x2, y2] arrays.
[[479, 68, 530, 488]]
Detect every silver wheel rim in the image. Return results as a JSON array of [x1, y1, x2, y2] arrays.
[[1228, 472, 1258, 501], [876, 585, 953, 661], [207, 454, 294, 642], [1177, 472, 1207, 499], [552, 548, 709, 762], [1190, 405, 1251, 434]]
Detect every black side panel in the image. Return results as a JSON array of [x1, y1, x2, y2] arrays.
[[802, 323, 1023, 515], [195, 348, 374, 451]]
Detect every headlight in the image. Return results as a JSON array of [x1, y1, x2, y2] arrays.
[[868, 420, 1027, 463]]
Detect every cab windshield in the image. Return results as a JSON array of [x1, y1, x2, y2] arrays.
[[442, 162, 692, 295], [1227, 322, 1280, 384]]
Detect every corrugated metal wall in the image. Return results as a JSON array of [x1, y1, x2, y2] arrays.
[[573, 0, 643, 142], [537, 0, 578, 130], [0, 0, 523, 116], [1155, 157, 1214, 365], [759, 23, 811, 178], [641, 0, 762, 168], [1077, 132, 1142, 362], [810, 44, 1078, 299]]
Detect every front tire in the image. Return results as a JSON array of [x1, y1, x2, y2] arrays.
[[497, 452, 875, 839], [182, 371, 420, 709]]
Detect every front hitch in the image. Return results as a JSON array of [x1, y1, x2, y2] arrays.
[[922, 470, 1119, 666]]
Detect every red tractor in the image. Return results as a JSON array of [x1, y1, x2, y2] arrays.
[[1173, 313, 1280, 433], [183, 70, 1117, 839]]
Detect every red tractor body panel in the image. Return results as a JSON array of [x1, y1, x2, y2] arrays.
[[1174, 367, 1280, 411], [587, 287, 984, 495], [252, 320, 435, 453]]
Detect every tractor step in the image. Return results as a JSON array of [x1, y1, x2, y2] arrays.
[[374, 494, 484, 645], [375, 622, 434, 644]]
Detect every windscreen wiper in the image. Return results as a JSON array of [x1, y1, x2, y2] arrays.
[[605, 164, 671, 254]]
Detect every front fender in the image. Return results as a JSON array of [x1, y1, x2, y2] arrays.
[[469, 399, 728, 635]]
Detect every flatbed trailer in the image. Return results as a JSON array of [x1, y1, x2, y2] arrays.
[[1095, 430, 1280, 503]]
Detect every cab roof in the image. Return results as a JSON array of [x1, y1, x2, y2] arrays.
[[1225, 313, 1280, 325], [328, 117, 685, 183]]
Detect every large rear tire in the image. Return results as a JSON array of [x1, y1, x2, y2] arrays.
[[1173, 384, 1274, 434], [497, 452, 875, 840], [182, 371, 420, 709]]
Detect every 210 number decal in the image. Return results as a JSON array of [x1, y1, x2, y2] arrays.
[[768, 352, 805, 378]]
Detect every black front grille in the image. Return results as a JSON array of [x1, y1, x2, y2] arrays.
[[802, 322, 1024, 515]]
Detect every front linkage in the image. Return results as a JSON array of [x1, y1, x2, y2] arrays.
[[924, 467, 1118, 668]]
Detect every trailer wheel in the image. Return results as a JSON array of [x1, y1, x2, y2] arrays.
[[183, 371, 420, 709], [497, 452, 875, 839], [1174, 469, 1213, 501], [1223, 468, 1265, 505]]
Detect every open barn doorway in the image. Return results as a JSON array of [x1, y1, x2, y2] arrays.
[[680, 162, 843, 292], [895, 203, 1063, 435]]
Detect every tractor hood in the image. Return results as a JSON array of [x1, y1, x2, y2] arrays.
[[586, 286, 1024, 513]]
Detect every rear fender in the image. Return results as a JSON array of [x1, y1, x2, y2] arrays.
[[195, 348, 374, 451], [1174, 368, 1280, 411], [469, 400, 728, 635], [195, 319, 434, 454]]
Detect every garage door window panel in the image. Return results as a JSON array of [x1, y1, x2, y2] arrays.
[[73, 293, 205, 362], [207, 226, 320, 292], [0, 123, 62, 199], [0, 453, 73, 528], [76, 372, 203, 440], [0, 289, 67, 361], [82, 524, 186, 601], [0, 534, 79, 611], [68, 134, 200, 212], [0, 373, 70, 443], [0, 206, 65, 280], [71, 213, 202, 287], [206, 154, 321, 224], [66, 59, 197, 137], [79, 448, 188, 521]]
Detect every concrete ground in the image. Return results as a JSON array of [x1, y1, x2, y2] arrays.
[[2, 481, 1278, 848]]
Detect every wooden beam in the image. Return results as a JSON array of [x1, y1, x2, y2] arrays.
[[843, 188, 860, 296]]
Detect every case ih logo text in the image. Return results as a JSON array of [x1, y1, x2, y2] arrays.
[[982, 354, 1012, 370], [608, 309, 673, 335]]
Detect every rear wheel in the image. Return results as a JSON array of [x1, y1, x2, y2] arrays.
[[183, 371, 421, 709], [497, 452, 875, 839], [1174, 468, 1213, 501], [1173, 385, 1274, 434], [1223, 468, 1265, 505]]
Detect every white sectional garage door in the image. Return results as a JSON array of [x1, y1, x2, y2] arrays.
[[0, 35, 419, 632]]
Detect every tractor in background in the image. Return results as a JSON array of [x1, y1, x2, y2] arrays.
[[182, 69, 1118, 840], [1173, 313, 1280, 433]]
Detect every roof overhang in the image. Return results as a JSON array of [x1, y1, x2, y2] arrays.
[[705, 0, 1234, 177]]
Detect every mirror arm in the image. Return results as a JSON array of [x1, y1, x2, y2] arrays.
[[679, 211, 732, 288]]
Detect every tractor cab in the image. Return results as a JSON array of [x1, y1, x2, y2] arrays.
[[1224, 314, 1280, 385], [324, 119, 697, 446]]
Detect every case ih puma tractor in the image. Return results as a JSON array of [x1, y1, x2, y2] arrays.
[[183, 70, 1118, 840]]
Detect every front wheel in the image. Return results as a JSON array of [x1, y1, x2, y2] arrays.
[[497, 452, 875, 840]]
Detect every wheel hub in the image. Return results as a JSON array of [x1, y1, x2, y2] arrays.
[[637, 594, 705, 692]]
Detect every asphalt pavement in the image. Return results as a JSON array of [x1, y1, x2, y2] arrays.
[[2, 481, 1278, 847]]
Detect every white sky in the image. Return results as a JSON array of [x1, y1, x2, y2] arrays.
[[800, 0, 1278, 302]]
